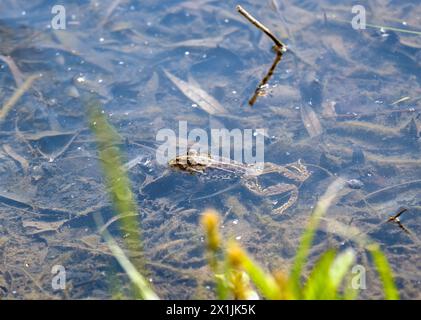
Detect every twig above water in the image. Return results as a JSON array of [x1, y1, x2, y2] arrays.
[[236, 5, 286, 50], [236, 5, 287, 106]]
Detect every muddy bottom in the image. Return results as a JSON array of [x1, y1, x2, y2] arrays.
[[0, 0, 420, 299]]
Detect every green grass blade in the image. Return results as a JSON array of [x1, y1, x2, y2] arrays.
[[87, 96, 147, 298], [304, 248, 355, 300], [242, 258, 280, 299], [227, 243, 281, 299], [368, 244, 399, 300], [95, 213, 159, 300], [289, 179, 346, 298], [214, 258, 230, 300], [328, 248, 355, 298], [87, 98, 142, 253], [343, 272, 360, 300], [303, 249, 337, 299]]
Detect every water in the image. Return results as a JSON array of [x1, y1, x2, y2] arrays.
[[0, 0, 420, 299]]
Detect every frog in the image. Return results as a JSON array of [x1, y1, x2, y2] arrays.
[[168, 152, 311, 214]]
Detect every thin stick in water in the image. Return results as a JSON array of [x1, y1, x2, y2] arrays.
[[236, 5, 286, 50], [248, 50, 283, 106], [236, 5, 287, 106]]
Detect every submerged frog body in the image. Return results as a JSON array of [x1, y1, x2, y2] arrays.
[[168, 153, 311, 214]]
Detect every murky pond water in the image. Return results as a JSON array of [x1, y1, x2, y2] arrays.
[[0, 0, 420, 299]]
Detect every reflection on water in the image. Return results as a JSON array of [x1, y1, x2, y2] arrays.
[[0, 0, 420, 299]]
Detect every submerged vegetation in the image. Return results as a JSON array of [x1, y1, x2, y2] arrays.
[[89, 101, 398, 300], [0, 0, 419, 300]]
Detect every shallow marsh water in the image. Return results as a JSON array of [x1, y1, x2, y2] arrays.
[[0, 0, 420, 299]]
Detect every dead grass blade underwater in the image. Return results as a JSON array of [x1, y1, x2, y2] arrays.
[[300, 104, 323, 138], [163, 69, 227, 115], [0, 74, 39, 124]]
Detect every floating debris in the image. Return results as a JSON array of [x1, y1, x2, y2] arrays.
[[391, 96, 411, 105], [387, 207, 411, 235], [387, 207, 407, 222]]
